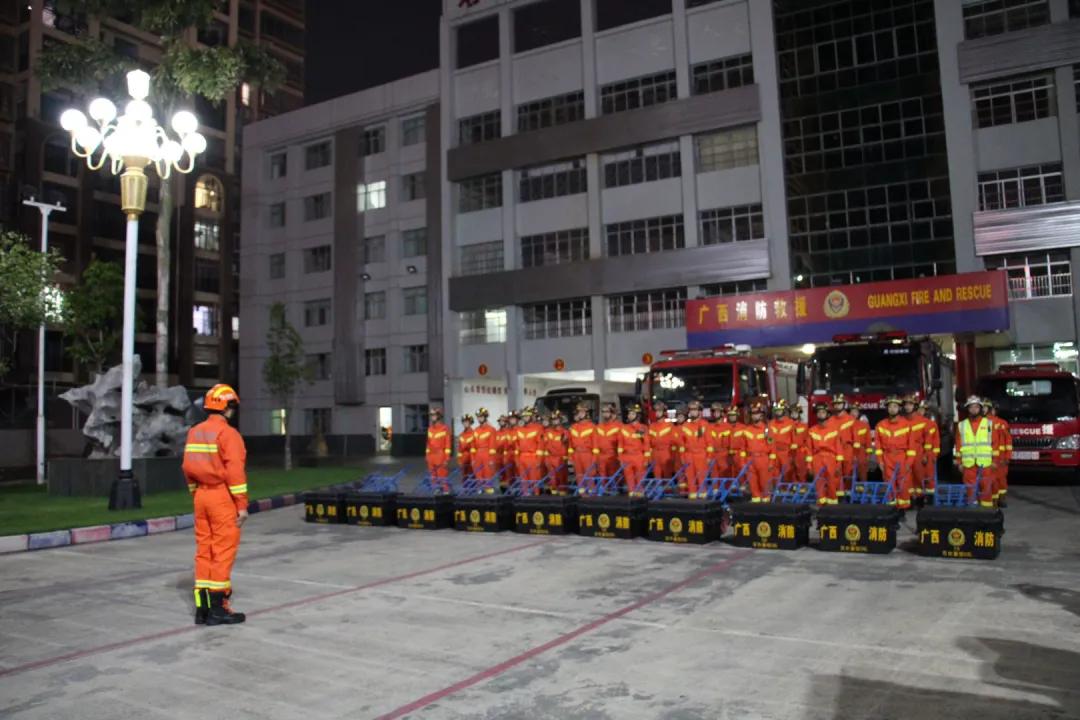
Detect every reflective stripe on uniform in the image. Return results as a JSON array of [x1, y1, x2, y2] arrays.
[[228, 483, 248, 495], [185, 443, 219, 453]]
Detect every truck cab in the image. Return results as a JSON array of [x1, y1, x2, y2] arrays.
[[976, 364, 1080, 473]]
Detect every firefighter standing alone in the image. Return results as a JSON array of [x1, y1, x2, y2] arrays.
[[183, 384, 248, 626]]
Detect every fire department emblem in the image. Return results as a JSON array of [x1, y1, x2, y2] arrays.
[[823, 290, 850, 319], [469, 509, 481, 524], [844, 524, 861, 542], [533, 511, 545, 526], [756, 521, 772, 539], [670, 517, 684, 534], [598, 513, 611, 530], [359, 505, 370, 519], [948, 528, 965, 547], [410, 508, 420, 522]]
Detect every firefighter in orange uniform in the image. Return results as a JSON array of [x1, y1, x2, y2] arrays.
[[850, 402, 871, 483], [673, 406, 688, 471], [902, 394, 931, 499], [739, 402, 776, 502], [831, 394, 856, 497], [791, 404, 809, 482], [985, 400, 1011, 507], [494, 415, 510, 485], [619, 404, 651, 495], [472, 408, 497, 486], [569, 403, 599, 490], [543, 409, 570, 493], [680, 400, 711, 497], [725, 405, 747, 482], [648, 400, 677, 478], [954, 396, 997, 507], [505, 411, 521, 481], [917, 400, 941, 498], [596, 403, 623, 477], [806, 402, 842, 505], [708, 402, 733, 478], [183, 384, 248, 626], [515, 408, 544, 484], [768, 400, 797, 481], [458, 414, 475, 478], [425, 407, 452, 492], [874, 396, 915, 510]]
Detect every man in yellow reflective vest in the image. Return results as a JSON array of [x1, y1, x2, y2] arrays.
[[953, 396, 996, 508]]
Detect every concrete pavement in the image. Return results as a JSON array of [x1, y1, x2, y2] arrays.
[[0, 483, 1078, 719]]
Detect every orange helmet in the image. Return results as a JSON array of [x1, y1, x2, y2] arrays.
[[204, 384, 239, 412]]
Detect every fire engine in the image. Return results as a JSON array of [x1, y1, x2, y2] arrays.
[[640, 346, 797, 420], [976, 363, 1080, 473], [800, 332, 954, 430]]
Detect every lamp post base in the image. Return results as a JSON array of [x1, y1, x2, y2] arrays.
[[109, 469, 142, 510]]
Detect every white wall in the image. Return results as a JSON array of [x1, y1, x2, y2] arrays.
[[594, 18, 675, 85]]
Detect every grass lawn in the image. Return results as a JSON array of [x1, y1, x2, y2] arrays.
[[0, 466, 374, 536]]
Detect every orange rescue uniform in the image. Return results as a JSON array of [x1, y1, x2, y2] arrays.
[[709, 421, 734, 478], [595, 421, 623, 477], [680, 418, 712, 495], [834, 413, 856, 495], [458, 427, 475, 477], [543, 424, 570, 492], [852, 415, 871, 482], [806, 416, 843, 505], [739, 421, 776, 501], [990, 413, 1011, 502], [648, 417, 678, 478], [569, 420, 599, 486], [767, 417, 798, 481], [472, 422, 497, 482], [619, 421, 651, 493], [874, 416, 914, 509], [515, 422, 545, 483]]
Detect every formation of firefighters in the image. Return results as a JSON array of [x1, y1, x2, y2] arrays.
[[426, 394, 1011, 511]]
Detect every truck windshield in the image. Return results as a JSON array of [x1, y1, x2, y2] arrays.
[[976, 377, 1079, 423], [650, 365, 734, 406], [535, 394, 598, 420], [814, 344, 920, 394]]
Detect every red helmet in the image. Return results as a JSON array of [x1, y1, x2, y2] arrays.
[[204, 384, 239, 412]]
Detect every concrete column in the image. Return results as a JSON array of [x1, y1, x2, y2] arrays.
[[679, 136, 699, 248], [1054, 66, 1080, 201], [590, 295, 607, 387], [505, 306, 524, 411], [1049, 0, 1070, 22], [671, 0, 691, 99], [586, 154, 603, 258], [1071, 247, 1080, 349], [581, 0, 599, 118]]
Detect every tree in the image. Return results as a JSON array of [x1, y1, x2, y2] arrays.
[[0, 230, 64, 379], [62, 259, 125, 375], [262, 303, 310, 471], [38, 0, 284, 388]]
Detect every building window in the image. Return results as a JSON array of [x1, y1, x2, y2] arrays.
[[692, 53, 754, 96], [194, 176, 224, 213], [595, 0, 671, 31], [303, 192, 331, 221], [404, 403, 429, 433], [600, 70, 677, 115], [402, 172, 426, 201], [305, 408, 331, 435], [194, 220, 221, 250], [360, 125, 385, 156], [307, 353, 331, 381], [700, 204, 765, 245], [305, 140, 331, 170], [977, 163, 1064, 211], [364, 291, 386, 320], [459, 241, 504, 275], [523, 298, 592, 339], [518, 158, 587, 202], [269, 252, 285, 279], [303, 245, 332, 273], [363, 235, 386, 264], [403, 227, 428, 257], [365, 348, 387, 376], [194, 259, 220, 294], [401, 115, 426, 146], [971, 73, 1055, 128], [404, 344, 429, 373], [686, 0, 720, 8], [963, 0, 1049, 40], [695, 125, 758, 172], [458, 173, 503, 212], [602, 140, 681, 188], [403, 286, 428, 315], [986, 251, 1072, 300], [457, 15, 499, 69], [516, 90, 585, 132], [460, 308, 507, 345], [193, 304, 218, 336], [269, 202, 286, 228], [269, 151, 287, 179], [459, 110, 501, 146], [270, 408, 287, 436], [992, 343, 1080, 375], [605, 215, 685, 257], [357, 180, 387, 211], [514, 0, 581, 53], [521, 228, 589, 267], [304, 299, 331, 327], [699, 278, 768, 297], [607, 288, 686, 333]]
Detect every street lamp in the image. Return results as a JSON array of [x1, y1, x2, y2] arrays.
[[60, 69, 205, 509]]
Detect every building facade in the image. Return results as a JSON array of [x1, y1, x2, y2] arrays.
[[238, 71, 441, 450], [0, 0, 304, 415]]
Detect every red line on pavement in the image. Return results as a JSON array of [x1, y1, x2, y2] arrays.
[[374, 550, 751, 720], [0, 537, 553, 680]]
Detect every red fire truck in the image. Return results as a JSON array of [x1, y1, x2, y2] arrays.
[[641, 346, 797, 420], [801, 332, 954, 430], [976, 363, 1080, 473]]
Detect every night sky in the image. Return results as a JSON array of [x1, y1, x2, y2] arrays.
[[305, 0, 443, 105]]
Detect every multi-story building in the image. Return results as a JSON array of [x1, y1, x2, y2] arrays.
[[238, 71, 440, 451], [0, 0, 304, 413]]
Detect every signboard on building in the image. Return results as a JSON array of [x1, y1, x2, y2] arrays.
[[686, 270, 1010, 348]]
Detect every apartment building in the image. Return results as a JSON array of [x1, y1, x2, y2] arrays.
[[238, 71, 440, 450]]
